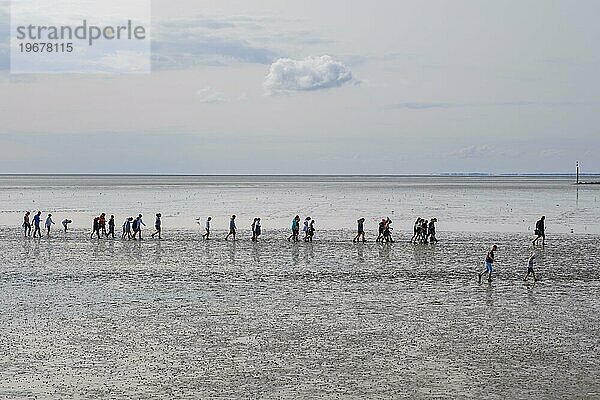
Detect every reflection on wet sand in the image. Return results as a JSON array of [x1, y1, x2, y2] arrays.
[[0, 228, 599, 398]]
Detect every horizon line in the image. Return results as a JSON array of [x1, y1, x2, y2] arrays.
[[1, 173, 599, 177]]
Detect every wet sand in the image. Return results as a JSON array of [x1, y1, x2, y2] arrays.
[[1, 229, 599, 399]]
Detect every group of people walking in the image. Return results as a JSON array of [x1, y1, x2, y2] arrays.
[[286, 216, 316, 242], [23, 211, 71, 238], [20, 209, 547, 283], [410, 217, 438, 244]]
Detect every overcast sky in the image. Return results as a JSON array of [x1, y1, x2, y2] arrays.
[[1, 0, 599, 174]]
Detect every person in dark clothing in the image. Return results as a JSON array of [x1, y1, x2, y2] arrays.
[[32, 211, 42, 238], [91, 217, 100, 239], [410, 218, 422, 243], [151, 213, 162, 239], [99, 213, 108, 237], [254, 218, 262, 241], [23, 211, 32, 237], [307, 219, 315, 242], [420, 219, 429, 243], [288, 215, 300, 242], [427, 218, 438, 243], [353, 218, 366, 243], [132, 214, 146, 240], [533, 216, 546, 246], [108, 215, 115, 238], [225, 215, 237, 241], [376, 219, 386, 242], [383, 218, 394, 243]]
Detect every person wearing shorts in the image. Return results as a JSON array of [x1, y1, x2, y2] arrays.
[[478, 245, 497, 284]]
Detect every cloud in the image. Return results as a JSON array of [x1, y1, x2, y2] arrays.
[[264, 55, 353, 94], [151, 15, 326, 70], [455, 145, 494, 159], [197, 87, 229, 104]]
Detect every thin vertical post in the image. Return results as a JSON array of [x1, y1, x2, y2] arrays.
[[576, 161, 580, 184]]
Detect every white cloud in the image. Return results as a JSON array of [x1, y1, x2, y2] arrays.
[[264, 55, 353, 94], [197, 87, 229, 104], [456, 145, 494, 159]]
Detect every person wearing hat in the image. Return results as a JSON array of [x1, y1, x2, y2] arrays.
[[151, 213, 162, 239], [479, 245, 498, 284]]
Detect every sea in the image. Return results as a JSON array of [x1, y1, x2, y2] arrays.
[[0, 175, 598, 398]]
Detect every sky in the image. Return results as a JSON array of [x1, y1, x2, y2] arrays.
[[1, 0, 599, 174]]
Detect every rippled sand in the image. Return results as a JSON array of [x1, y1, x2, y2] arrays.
[[1, 229, 599, 399]]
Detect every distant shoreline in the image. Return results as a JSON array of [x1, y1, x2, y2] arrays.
[[0, 173, 599, 178]]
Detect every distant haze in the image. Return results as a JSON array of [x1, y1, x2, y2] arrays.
[[1, 0, 599, 174]]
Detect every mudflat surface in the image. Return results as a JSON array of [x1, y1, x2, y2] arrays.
[[1, 229, 598, 398]]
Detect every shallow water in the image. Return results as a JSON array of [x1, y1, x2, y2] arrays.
[[1, 229, 598, 398], [1, 175, 600, 233]]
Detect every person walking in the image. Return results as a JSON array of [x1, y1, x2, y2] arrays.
[[23, 211, 32, 237], [478, 245, 498, 284], [151, 213, 162, 239], [202, 217, 212, 240], [427, 218, 438, 243], [32, 211, 42, 238], [251, 218, 258, 241], [376, 219, 386, 242], [225, 215, 237, 241], [45, 213, 55, 236], [91, 217, 100, 239], [303, 217, 311, 241], [410, 218, 422, 243], [524, 253, 538, 282], [383, 218, 394, 243], [353, 218, 366, 243], [288, 215, 300, 242], [99, 213, 108, 237], [122, 217, 133, 239], [254, 218, 262, 241], [307, 218, 315, 242], [132, 214, 146, 240], [107, 215, 115, 238], [533, 216, 546, 246]]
